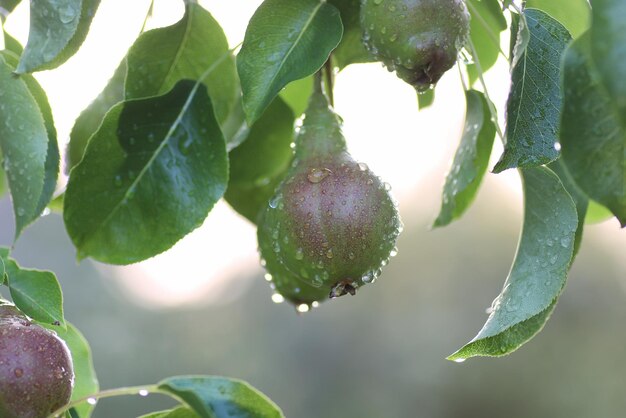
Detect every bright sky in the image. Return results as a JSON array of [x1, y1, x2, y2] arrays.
[[3, 0, 624, 307]]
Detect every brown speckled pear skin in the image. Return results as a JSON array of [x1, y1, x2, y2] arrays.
[[361, 0, 470, 90], [257, 87, 402, 307], [0, 306, 74, 418]]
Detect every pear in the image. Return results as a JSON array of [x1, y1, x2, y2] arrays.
[[257, 81, 402, 308], [361, 0, 470, 90], [0, 305, 74, 418]]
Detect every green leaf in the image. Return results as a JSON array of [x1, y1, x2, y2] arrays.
[[64, 80, 228, 264], [417, 89, 435, 110], [125, 3, 237, 124], [590, 0, 626, 114], [279, 76, 313, 117], [585, 200, 613, 224], [67, 57, 126, 171], [2, 49, 59, 218], [433, 90, 496, 227], [509, 12, 529, 69], [493, 9, 571, 173], [466, 0, 507, 84], [448, 167, 578, 359], [0, 54, 50, 238], [225, 97, 295, 223], [525, 0, 590, 38], [17, 0, 101, 73], [329, 0, 374, 70], [41, 322, 99, 418], [0, 0, 21, 15], [3, 28, 23, 55], [158, 376, 284, 418], [1, 254, 65, 327], [237, 0, 343, 124], [560, 33, 626, 226], [139, 407, 199, 418], [548, 160, 588, 257]]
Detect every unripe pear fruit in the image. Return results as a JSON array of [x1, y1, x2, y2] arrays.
[[360, 0, 470, 91], [257, 82, 402, 308], [0, 305, 74, 418]]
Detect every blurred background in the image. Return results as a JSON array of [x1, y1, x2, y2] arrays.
[[2, 0, 626, 417]]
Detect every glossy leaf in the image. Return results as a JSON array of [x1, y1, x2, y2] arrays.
[[68, 57, 126, 170], [548, 160, 588, 257], [591, 0, 626, 114], [493, 9, 571, 173], [139, 407, 199, 418], [2, 49, 59, 219], [17, 0, 101, 73], [2, 254, 65, 327], [466, 0, 507, 84], [225, 97, 295, 223], [158, 376, 284, 418], [449, 167, 577, 359], [0, 55, 50, 238], [42, 322, 99, 418], [64, 80, 228, 264], [434, 90, 496, 227], [330, 0, 374, 70], [237, 0, 342, 124], [525, 0, 590, 38], [125, 3, 236, 124], [560, 34, 626, 226]]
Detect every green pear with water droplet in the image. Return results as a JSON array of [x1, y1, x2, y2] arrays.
[[0, 305, 74, 418], [257, 82, 402, 307], [360, 0, 470, 90]]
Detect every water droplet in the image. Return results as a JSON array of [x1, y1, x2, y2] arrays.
[[139, 389, 149, 397], [348, 252, 355, 260], [296, 304, 310, 313], [326, 249, 333, 259], [58, 5, 77, 23], [383, 182, 392, 191], [264, 273, 273, 282], [307, 168, 332, 183], [390, 247, 398, 257], [453, 358, 465, 363], [362, 271, 374, 284], [311, 301, 320, 308], [373, 0, 383, 5], [560, 237, 570, 248], [87, 398, 98, 406], [295, 248, 304, 260], [271, 293, 285, 304], [358, 162, 369, 171]]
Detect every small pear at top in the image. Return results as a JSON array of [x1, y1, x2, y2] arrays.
[[361, 0, 470, 91]]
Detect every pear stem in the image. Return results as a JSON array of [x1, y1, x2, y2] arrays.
[[466, 38, 504, 143], [324, 58, 335, 107]]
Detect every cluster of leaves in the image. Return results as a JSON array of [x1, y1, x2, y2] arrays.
[[0, 0, 624, 415]]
